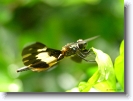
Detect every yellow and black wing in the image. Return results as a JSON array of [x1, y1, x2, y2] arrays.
[[17, 42, 62, 72]]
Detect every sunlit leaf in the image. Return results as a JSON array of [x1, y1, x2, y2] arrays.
[[78, 70, 100, 92], [114, 40, 124, 90], [76, 48, 116, 92], [92, 47, 116, 92]]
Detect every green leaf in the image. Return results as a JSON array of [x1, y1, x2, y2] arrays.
[[114, 40, 124, 90], [78, 70, 100, 92], [77, 48, 116, 92], [92, 48, 114, 81], [92, 48, 116, 92]]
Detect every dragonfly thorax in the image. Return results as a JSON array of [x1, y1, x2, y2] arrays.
[[61, 39, 88, 57], [61, 43, 78, 57]]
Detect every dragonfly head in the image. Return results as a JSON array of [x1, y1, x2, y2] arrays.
[[77, 39, 87, 50]]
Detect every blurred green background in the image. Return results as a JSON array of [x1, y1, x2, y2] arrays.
[[0, 0, 124, 92]]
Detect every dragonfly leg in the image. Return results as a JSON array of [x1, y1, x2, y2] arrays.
[[76, 49, 96, 62]]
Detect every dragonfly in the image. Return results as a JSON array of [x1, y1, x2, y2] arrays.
[[17, 36, 99, 72]]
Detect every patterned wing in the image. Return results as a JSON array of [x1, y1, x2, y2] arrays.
[[17, 42, 62, 72]]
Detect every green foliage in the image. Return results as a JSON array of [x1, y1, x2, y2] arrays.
[[68, 40, 124, 92], [114, 40, 124, 90]]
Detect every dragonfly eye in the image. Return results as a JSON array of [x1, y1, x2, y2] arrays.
[[77, 39, 87, 50]]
